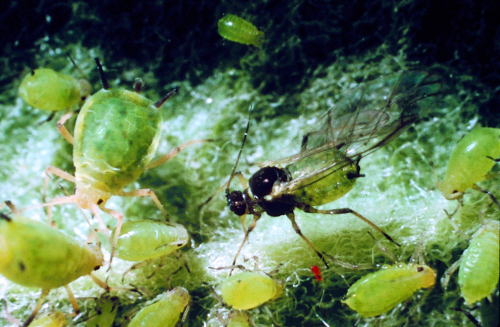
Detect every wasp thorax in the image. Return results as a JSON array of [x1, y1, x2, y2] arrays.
[[227, 190, 247, 216], [249, 167, 288, 199]]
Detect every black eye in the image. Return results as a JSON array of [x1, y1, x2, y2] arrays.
[[249, 167, 287, 198], [416, 267, 424, 272], [227, 191, 247, 216]]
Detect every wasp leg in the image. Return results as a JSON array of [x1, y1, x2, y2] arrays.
[[231, 213, 262, 272]]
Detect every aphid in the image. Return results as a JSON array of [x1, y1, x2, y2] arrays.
[[18, 68, 91, 112], [219, 271, 284, 310], [227, 310, 251, 327], [40, 58, 205, 261], [436, 127, 500, 208], [442, 220, 499, 305], [342, 262, 436, 317], [29, 311, 67, 327], [127, 287, 190, 327], [224, 70, 442, 267], [0, 201, 105, 327], [218, 14, 265, 48], [311, 265, 322, 281], [85, 295, 119, 327]]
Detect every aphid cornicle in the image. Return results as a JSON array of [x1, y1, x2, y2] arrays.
[[18, 68, 91, 112], [0, 201, 104, 327], [342, 262, 436, 317], [442, 220, 500, 305], [437, 127, 500, 207], [127, 287, 190, 327], [225, 70, 442, 267], [218, 14, 265, 48], [29, 311, 67, 327], [219, 271, 284, 310], [41, 58, 205, 262]]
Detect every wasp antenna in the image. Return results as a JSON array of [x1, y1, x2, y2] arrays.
[[226, 108, 252, 195], [94, 58, 109, 90]]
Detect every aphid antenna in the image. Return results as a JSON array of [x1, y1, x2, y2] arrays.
[[203, 282, 227, 307], [94, 58, 109, 90], [66, 52, 88, 79]]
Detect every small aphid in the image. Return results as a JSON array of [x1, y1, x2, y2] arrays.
[[18, 68, 91, 112], [227, 310, 251, 327], [85, 295, 119, 327], [29, 311, 67, 327], [311, 265, 322, 281], [40, 58, 206, 263], [437, 127, 500, 207], [442, 220, 499, 305], [0, 201, 104, 326], [127, 287, 190, 327], [342, 263, 436, 317], [219, 271, 284, 310], [218, 14, 265, 48], [224, 71, 442, 268], [113, 220, 189, 262]]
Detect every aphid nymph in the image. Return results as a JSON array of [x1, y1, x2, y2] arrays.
[[218, 14, 265, 48]]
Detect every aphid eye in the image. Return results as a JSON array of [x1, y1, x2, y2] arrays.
[[97, 199, 103, 205], [249, 167, 288, 198], [227, 191, 247, 216], [417, 267, 424, 272]]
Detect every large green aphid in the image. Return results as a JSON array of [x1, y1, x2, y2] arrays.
[[442, 220, 499, 305], [218, 271, 284, 310], [127, 287, 190, 327], [18, 68, 91, 112], [342, 262, 436, 317], [218, 14, 265, 48], [29, 311, 67, 327], [437, 127, 500, 207], [225, 70, 443, 268], [0, 201, 104, 326], [85, 295, 119, 327], [41, 58, 203, 262]]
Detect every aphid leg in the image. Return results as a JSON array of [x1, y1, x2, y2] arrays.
[[286, 212, 330, 269], [88, 273, 111, 291], [99, 206, 123, 269], [367, 231, 398, 262], [145, 139, 212, 170], [56, 112, 75, 145], [471, 184, 500, 209], [231, 213, 262, 270], [441, 258, 462, 289], [443, 209, 470, 240], [302, 205, 400, 246], [65, 285, 80, 315], [21, 289, 49, 327], [116, 188, 168, 219], [43, 166, 75, 203]]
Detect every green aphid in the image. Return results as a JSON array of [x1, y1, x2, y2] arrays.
[[225, 70, 443, 268], [29, 311, 67, 327], [18, 68, 91, 112], [437, 127, 500, 206], [0, 201, 104, 326], [218, 14, 264, 48], [85, 295, 119, 327], [342, 262, 436, 317], [443, 220, 499, 305], [219, 271, 284, 310], [113, 220, 189, 262], [127, 287, 190, 327], [227, 310, 251, 327]]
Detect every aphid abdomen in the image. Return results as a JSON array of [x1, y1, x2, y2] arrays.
[[128, 287, 190, 327], [342, 263, 436, 317], [73, 89, 162, 193], [219, 272, 284, 310], [0, 215, 103, 289], [113, 220, 189, 261], [29, 311, 67, 327], [438, 127, 500, 198], [19, 68, 82, 111], [290, 150, 359, 206], [218, 14, 264, 48], [458, 221, 500, 305]]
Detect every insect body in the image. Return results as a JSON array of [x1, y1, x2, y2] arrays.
[[85, 295, 119, 327], [226, 71, 442, 267], [227, 311, 251, 327], [219, 271, 284, 310], [127, 287, 190, 327], [113, 220, 189, 261], [437, 127, 500, 206], [311, 265, 322, 281], [0, 201, 104, 326], [29, 311, 67, 327], [443, 220, 500, 305], [18, 68, 91, 112], [342, 263, 436, 317], [218, 14, 264, 48]]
